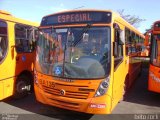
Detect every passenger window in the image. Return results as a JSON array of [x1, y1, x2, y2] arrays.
[[125, 28, 130, 44], [0, 21, 8, 63], [125, 28, 132, 55], [15, 24, 35, 53]]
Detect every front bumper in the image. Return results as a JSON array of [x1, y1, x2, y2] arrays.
[[34, 83, 112, 114]]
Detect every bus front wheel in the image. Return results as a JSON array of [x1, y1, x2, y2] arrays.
[[13, 75, 31, 99]]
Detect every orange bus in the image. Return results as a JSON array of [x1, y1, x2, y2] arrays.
[[0, 10, 39, 100], [148, 20, 160, 93], [34, 9, 144, 114]]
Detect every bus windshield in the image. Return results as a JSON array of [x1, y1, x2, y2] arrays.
[[35, 26, 111, 79], [150, 34, 160, 67]]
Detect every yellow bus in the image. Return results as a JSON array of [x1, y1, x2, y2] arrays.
[[0, 10, 39, 100], [34, 9, 144, 114], [148, 20, 160, 93]]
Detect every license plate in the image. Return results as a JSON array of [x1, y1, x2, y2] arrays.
[[39, 79, 55, 88]]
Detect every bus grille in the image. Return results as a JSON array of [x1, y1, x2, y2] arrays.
[[42, 85, 89, 99]]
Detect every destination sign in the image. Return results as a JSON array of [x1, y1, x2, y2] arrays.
[[41, 11, 112, 26]]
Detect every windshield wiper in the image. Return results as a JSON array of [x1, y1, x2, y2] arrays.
[[72, 23, 92, 47]]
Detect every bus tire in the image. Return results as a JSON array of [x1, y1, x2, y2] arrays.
[[13, 75, 31, 99]]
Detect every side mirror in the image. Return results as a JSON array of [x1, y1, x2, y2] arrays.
[[113, 23, 124, 45], [119, 30, 125, 45], [29, 27, 38, 44], [29, 27, 38, 50]]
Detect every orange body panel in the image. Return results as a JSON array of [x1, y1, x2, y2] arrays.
[[15, 51, 36, 74], [148, 64, 160, 93]]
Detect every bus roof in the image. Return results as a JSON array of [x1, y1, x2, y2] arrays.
[[0, 10, 39, 27], [41, 9, 144, 38]]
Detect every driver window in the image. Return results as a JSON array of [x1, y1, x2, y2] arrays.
[[0, 21, 8, 63]]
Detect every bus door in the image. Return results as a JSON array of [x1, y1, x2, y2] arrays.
[[112, 23, 126, 108], [0, 21, 14, 100]]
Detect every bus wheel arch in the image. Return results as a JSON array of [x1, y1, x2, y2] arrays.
[[13, 70, 33, 99]]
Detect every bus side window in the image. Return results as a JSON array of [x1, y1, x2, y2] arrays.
[[125, 28, 130, 55], [15, 24, 35, 53], [0, 21, 8, 63], [114, 28, 124, 69]]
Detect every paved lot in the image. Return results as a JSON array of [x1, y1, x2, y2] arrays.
[[0, 66, 160, 120]]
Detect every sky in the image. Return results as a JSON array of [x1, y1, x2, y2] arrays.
[[0, 0, 160, 33]]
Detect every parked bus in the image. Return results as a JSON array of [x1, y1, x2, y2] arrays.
[[0, 10, 39, 100], [34, 10, 144, 114], [148, 20, 160, 93]]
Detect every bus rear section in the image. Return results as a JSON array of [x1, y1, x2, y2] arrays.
[[34, 10, 143, 114], [148, 21, 160, 93], [0, 10, 39, 100]]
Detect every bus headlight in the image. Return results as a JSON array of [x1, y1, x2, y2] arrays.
[[95, 77, 109, 97]]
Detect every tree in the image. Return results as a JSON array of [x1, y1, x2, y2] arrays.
[[117, 9, 145, 28]]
